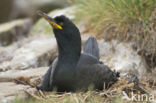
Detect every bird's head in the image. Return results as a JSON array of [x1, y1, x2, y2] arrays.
[[37, 10, 81, 57]]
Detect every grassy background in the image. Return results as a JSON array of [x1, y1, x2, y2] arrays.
[[71, 0, 155, 35], [70, 0, 156, 69]]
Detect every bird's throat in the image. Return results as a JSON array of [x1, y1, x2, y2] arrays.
[[58, 46, 80, 68]]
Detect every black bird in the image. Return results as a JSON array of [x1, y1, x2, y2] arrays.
[[37, 11, 119, 92]]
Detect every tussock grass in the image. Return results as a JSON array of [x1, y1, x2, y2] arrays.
[[71, 0, 155, 34], [70, 0, 156, 69]]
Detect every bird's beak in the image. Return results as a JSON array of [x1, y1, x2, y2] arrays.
[[37, 10, 62, 30]]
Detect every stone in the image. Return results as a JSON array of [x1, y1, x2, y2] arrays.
[[0, 67, 49, 102], [0, 82, 29, 103], [2, 37, 57, 70], [0, 43, 18, 63], [0, 67, 49, 82], [98, 39, 147, 78], [11, 0, 69, 21], [0, 18, 32, 46], [0, 39, 30, 72], [0, 0, 68, 23], [0, 62, 11, 72]]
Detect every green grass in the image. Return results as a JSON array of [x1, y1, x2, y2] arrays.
[[13, 91, 102, 103], [13, 91, 129, 103], [70, 0, 156, 68], [71, 0, 155, 34]]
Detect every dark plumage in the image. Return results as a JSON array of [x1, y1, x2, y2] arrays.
[[37, 12, 119, 92]]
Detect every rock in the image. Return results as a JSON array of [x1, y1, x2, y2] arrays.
[[0, 67, 49, 102], [98, 39, 147, 78], [0, 67, 49, 82], [10, 0, 69, 21], [0, 18, 32, 46], [7, 37, 57, 70], [0, 62, 11, 72], [0, 43, 19, 64], [0, 82, 29, 103], [0, 0, 68, 23], [0, 39, 31, 72], [31, 6, 76, 35], [0, 35, 57, 71], [0, 96, 16, 103], [31, 0, 69, 11]]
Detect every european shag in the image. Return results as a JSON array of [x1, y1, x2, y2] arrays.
[[37, 11, 119, 92]]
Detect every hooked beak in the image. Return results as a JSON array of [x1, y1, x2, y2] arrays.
[[37, 10, 62, 30]]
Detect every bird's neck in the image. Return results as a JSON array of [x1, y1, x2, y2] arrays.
[[54, 28, 82, 68], [57, 45, 81, 68]]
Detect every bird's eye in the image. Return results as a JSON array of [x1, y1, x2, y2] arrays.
[[59, 22, 64, 26]]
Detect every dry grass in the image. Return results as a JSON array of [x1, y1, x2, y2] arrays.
[[13, 77, 155, 103]]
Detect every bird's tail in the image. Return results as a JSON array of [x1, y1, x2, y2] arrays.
[[83, 37, 100, 60]]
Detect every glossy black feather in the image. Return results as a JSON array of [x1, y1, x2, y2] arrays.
[[83, 37, 100, 60]]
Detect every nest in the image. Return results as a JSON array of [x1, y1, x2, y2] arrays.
[[14, 76, 155, 103]]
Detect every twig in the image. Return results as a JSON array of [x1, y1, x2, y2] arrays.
[[137, 85, 152, 95], [14, 78, 34, 88], [24, 90, 44, 100], [39, 90, 46, 98]]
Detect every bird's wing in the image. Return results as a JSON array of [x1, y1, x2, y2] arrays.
[[76, 63, 118, 90], [50, 57, 58, 87], [77, 53, 99, 66], [83, 37, 100, 60], [37, 57, 58, 91]]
